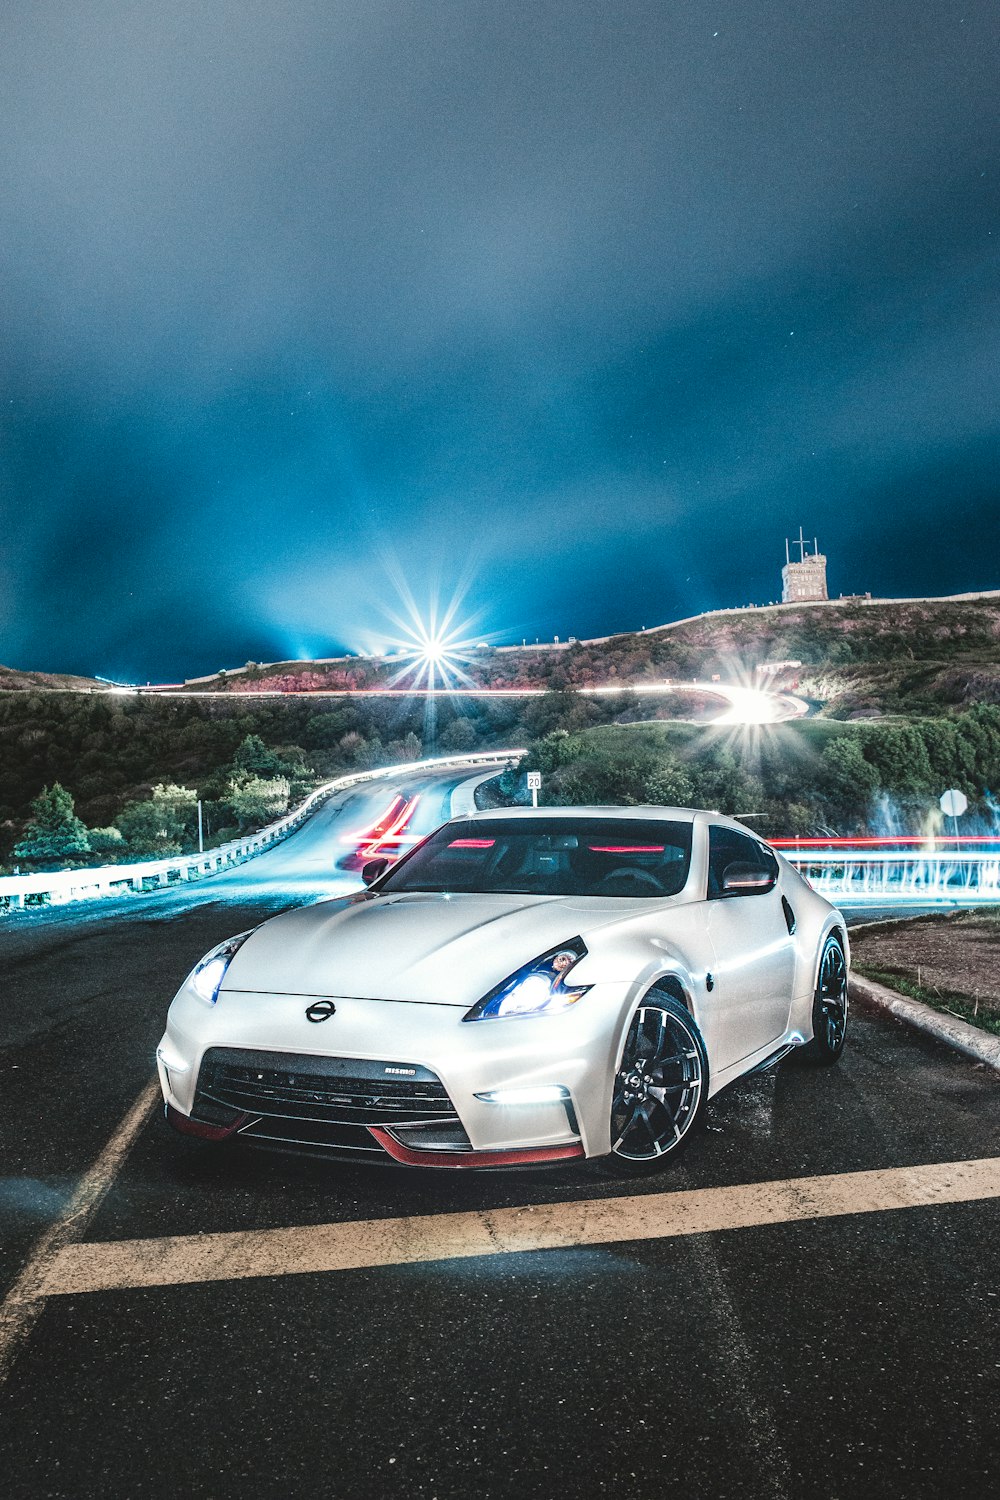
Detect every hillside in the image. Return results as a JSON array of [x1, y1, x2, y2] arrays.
[[3, 595, 1000, 854], [175, 593, 1000, 717], [513, 707, 1000, 838], [0, 663, 104, 693], [6, 592, 1000, 717]]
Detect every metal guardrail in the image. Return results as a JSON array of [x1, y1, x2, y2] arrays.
[[14, 771, 988, 914], [775, 842, 1000, 904], [0, 751, 518, 914]]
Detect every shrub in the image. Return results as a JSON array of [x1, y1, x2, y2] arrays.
[[87, 827, 127, 855]]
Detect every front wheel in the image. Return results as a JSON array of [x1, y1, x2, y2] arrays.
[[800, 936, 849, 1064], [605, 993, 708, 1174]]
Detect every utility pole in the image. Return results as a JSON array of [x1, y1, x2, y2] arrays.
[[197, 799, 204, 854]]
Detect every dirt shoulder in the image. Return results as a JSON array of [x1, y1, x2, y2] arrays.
[[851, 909, 1000, 1037]]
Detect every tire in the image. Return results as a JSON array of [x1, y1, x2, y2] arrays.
[[602, 991, 708, 1175], [799, 936, 849, 1064]]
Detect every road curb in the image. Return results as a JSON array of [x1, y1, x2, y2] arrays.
[[449, 771, 506, 818], [851, 973, 1000, 1075]]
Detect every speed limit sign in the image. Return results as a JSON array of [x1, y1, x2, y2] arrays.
[[526, 770, 542, 807]]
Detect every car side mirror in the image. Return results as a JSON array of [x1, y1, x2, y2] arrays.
[[361, 857, 390, 887], [722, 862, 776, 895]]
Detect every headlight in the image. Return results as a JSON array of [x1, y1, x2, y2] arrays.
[[463, 938, 591, 1021], [188, 930, 255, 1005]]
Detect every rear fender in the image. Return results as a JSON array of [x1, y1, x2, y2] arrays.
[[791, 912, 851, 1041]]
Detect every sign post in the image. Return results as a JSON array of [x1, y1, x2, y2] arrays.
[[526, 770, 541, 809], [939, 788, 968, 842]]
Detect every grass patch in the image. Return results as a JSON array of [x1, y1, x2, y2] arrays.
[[953, 906, 1000, 928], [854, 962, 1000, 1038]]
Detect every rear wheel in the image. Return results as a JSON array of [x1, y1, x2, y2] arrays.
[[606, 993, 707, 1174], [800, 936, 849, 1064]]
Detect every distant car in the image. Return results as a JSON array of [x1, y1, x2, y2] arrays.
[[337, 792, 421, 870], [158, 808, 849, 1172]]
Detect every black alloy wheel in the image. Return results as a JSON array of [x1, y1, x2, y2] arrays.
[[608, 993, 707, 1173], [801, 936, 849, 1064]]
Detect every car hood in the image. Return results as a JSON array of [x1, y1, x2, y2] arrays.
[[222, 890, 650, 1007]]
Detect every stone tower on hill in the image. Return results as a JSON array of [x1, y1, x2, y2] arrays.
[[782, 528, 828, 603]]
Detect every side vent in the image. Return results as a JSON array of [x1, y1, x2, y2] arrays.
[[781, 896, 797, 935]]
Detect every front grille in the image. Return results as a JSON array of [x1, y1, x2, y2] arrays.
[[193, 1047, 460, 1130]]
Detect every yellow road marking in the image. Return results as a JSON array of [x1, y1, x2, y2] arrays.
[[41, 1154, 1000, 1297]]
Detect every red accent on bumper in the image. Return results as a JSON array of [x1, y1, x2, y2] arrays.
[[368, 1127, 585, 1169], [166, 1103, 249, 1141]]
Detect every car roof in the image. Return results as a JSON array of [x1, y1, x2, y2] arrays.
[[460, 806, 763, 835]]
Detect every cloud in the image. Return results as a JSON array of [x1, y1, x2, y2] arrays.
[[0, 1, 997, 676]]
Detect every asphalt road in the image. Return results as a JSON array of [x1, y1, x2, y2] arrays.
[[1, 782, 999, 1499]]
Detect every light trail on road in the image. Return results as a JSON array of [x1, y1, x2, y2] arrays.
[[48, 678, 808, 725], [780, 843, 1000, 905]]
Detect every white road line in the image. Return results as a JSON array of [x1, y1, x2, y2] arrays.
[[682, 1204, 794, 1499], [39, 1154, 1000, 1298], [0, 1076, 160, 1387]]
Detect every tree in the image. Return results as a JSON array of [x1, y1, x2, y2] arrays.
[[440, 717, 477, 753], [305, 708, 360, 747], [226, 775, 290, 831], [864, 726, 934, 796], [148, 782, 198, 831], [338, 732, 365, 764], [689, 748, 763, 816], [645, 762, 696, 807], [355, 736, 385, 770], [14, 783, 90, 864], [115, 799, 186, 857], [816, 736, 875, 808], [532, 730, 576, 772], [231, 734, 282, 778], [400, 730, 422, 761], [112, 784, 199, 856]]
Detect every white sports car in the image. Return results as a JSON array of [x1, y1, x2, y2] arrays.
[[158, 807, 849, 1172]]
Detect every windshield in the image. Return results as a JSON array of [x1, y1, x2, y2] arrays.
[[377, 817, 693, 898]]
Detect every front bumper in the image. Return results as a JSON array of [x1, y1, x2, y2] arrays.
[[166, 1102, 584, 1168], [158, 980, 637, 1165]]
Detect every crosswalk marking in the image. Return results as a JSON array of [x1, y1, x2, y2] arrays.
[[40, 1154, 1000, 1297]]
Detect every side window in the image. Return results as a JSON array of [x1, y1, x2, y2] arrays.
[[707, 827, 775, 898]]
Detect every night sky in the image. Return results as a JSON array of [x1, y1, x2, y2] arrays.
[[1, 2, 997, 682]]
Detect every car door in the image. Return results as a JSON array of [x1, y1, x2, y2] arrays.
[[704, 826, 796, 1072]]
